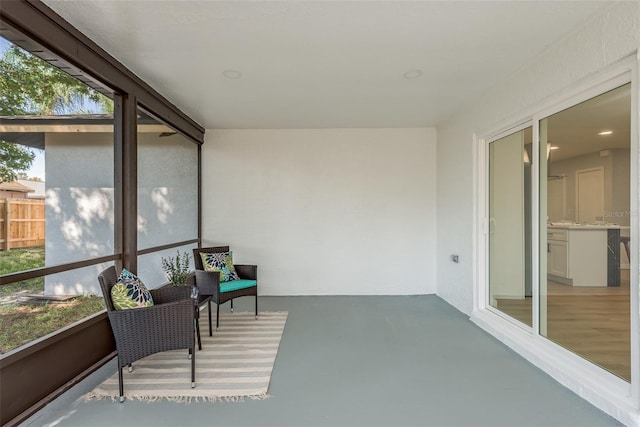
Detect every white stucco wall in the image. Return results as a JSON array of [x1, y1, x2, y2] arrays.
[[202, 128, 437, 296], [44, 132, 114, 296], [436, 1, 640, 315]]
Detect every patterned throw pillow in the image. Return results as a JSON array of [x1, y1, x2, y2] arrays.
[[111, 268, 154, 310], [200, 251, 240, 282]]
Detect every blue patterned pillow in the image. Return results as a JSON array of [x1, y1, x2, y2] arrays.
[[111, 268, 154, 310], [200, 251, 240, 282]]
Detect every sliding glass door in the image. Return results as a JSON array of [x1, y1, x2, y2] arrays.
[[486, 81, 632, 382], [488, 126, 533, 327], [539, 83, 631, 381]]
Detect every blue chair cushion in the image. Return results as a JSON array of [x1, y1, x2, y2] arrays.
[[220, 279, 257, 293]]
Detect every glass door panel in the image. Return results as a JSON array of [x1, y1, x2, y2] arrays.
[[489, 127, 533, 327], [540, 83, 631, 381]]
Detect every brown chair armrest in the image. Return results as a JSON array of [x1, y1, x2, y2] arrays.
[[185, 272, 196, 286], [195, 270, 221, 297], [150, 285, 191, 305], [234, 264, 257, 280]]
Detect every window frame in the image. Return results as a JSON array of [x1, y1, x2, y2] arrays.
[[0, 1, 204, 284], [0, 2, 205, 423], [482, 121, 535, 332]]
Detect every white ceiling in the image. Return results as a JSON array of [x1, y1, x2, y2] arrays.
[[42, 1, 609, 130]]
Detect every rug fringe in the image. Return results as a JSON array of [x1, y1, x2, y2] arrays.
[[85, 393, 271, 403]]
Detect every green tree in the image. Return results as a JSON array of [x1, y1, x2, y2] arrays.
[[0, 45, 113, 115], [0, 44, 113, 182], [0, 142, 35, 183]]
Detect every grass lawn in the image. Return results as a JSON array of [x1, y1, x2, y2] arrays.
[[0, 247, 46, 297], [0, 247, 105, 354]]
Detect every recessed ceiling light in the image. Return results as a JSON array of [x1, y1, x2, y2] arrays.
[[222, 69, 242, 79], [403, 69, 423, 79], [598, 130, 613, 135]]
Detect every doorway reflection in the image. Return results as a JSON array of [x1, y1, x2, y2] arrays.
[[540, 83, 631, 381]]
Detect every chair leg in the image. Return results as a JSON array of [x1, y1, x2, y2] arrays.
[[191, 346, 196, 388], [195, 317, 202, 351], [216, 303, 220, 330], [118, 357, 125, 403], [208, 300, 212, 336], [255, 295, 258, 320], [230, 299, 234, 313]]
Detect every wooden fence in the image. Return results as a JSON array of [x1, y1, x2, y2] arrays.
[[0, 199, 45, 251]]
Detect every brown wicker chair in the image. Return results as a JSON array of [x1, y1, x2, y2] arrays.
[[193, 246, 258, 333], [98, 266, 195, 402]]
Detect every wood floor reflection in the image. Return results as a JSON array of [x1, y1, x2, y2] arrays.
[[496, 270, 631, 382]]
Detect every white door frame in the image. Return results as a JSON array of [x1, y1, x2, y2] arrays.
[[473, 55, 639, 424]]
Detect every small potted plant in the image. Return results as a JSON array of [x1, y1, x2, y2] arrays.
[[161, 250, 191, 286]]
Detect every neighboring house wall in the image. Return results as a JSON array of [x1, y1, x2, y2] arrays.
[[43, 131, 197, 295], [202, 128, 437, 296], [436, 1, 640, 315], [44, 132, 114, 296], [0, 181, 35, 198], [0, 190, 27, 199], [136, 132, 198, 286], [17, 180, 46, 199]]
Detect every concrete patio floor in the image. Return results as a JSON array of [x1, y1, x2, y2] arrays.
[[24, 295, 619, 427]]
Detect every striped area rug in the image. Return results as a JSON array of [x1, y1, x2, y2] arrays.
[[87, 311, 288, 402]]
